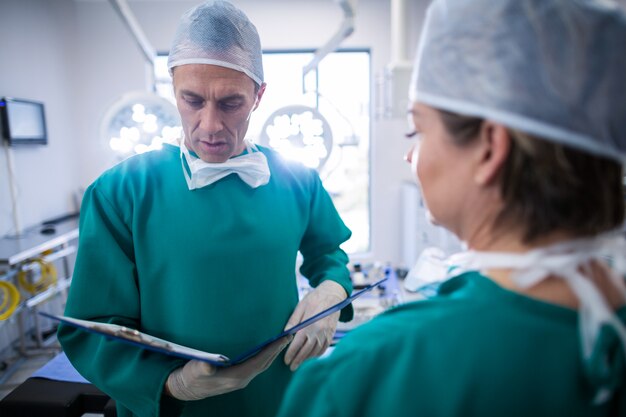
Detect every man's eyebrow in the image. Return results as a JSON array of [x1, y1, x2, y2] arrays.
[[178, 90, 247, 102], [179, 89, 203, 98], [219, 93, 247, 102]]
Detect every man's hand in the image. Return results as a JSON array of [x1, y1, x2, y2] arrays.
[[166, 336, 291, 401], [284, 280, 347, 371]]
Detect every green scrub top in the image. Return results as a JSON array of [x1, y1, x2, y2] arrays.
[[277, 272, 626, 417], [58, 143, 353, 417]]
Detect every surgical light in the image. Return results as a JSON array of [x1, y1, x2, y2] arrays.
[[100, 91, 181, 156], [259, 105, 333, 171]]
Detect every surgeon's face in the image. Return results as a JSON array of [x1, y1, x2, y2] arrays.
[[405, 103, 475, 235], [173, 64, 266, 163]]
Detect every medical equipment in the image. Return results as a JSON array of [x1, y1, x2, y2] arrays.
[[381, 0, 413, 119], [107, 0, 156, 71], [302, 0, 356, 83], [102, 1, 182, 157], [259, 105, 333, 171], [0, 280, 20, 321], [100, 90, 181, 156], [0, 97, 48, 146], [337, 264, 401, 332], [17, 257, 58, 295]]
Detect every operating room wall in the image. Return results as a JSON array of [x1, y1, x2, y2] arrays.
[[70, 0, 427, 266], [0, 0, 81, 237], [2, 0, 625, 265]]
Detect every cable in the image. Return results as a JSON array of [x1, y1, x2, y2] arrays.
[[4, 140, 23, 235], [0, 281, 20, 320], [17, 258, 58, 295]]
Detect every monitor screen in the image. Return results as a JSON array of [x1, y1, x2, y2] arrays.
[[0, 97, 48, 145]]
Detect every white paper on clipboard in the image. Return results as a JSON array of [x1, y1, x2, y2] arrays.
[[43, 277, 388, 367]]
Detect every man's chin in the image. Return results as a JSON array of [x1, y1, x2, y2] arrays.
[[199, 154, 230, 163]]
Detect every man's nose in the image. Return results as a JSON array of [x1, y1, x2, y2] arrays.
[[198, 104, 223, 135]]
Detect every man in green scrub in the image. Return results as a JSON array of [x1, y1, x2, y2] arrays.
[[277, 0, 626, 416], [58, 2, 353, 416]]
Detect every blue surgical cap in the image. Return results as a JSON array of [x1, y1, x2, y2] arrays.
[[410, 0, 626, 163], [167, 1, 264, 85]]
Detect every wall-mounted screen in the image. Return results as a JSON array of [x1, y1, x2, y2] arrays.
[[0, 97, 48, 145]]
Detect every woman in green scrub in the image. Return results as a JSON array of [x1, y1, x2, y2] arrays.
[[277, 0, 626, 416], [58, 2, 353, 416]]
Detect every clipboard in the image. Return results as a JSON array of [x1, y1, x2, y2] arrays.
[[42, 277, 387, 367]]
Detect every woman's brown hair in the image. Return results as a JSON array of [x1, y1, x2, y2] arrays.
[[438, 109, 625, 243]]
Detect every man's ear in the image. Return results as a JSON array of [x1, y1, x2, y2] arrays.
[[253, 82, 267, 111], [474, 121, 511, 185]]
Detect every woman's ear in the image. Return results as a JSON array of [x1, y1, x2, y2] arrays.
[[474, 121, 511, 185]]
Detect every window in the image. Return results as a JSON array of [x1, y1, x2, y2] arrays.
[[155, 50, 371, 254]]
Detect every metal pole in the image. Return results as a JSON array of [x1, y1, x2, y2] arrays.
[[302, 0, 356, 84], [108, 0, 156, 72]]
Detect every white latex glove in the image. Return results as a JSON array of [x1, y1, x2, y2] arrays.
[[284, 280, 347, 371], [166, 336, 291, 401]]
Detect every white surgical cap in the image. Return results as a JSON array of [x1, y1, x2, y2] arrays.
[[410, 0, 626, 163], [167, 0, 264, 86]]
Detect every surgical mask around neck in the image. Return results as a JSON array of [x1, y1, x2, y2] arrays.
[[180, 138, 270, 190], [447, 230, 626, 404], [404, 247, 449, 295]]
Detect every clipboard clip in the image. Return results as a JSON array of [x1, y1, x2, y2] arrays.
[[92, 323, 175, 352], [118, 326, 145, 342]]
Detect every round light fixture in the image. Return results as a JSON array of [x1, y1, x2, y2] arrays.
[[259, 105, 333, 171], [100, 91, 182, 156]]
